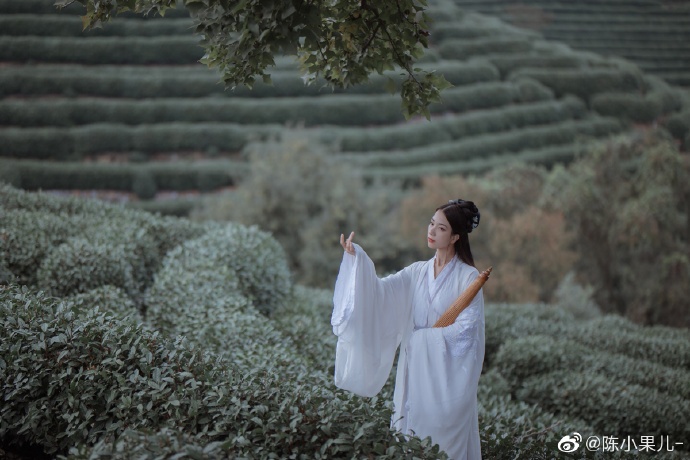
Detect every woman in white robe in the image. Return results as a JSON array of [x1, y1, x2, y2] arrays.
[[332, 199, 485, 460]]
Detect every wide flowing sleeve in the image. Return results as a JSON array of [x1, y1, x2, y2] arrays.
[[331, 243, 415, 397], [441, 282, 484, 362]]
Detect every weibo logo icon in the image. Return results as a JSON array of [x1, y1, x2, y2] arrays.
[[558, 432, 582, 453]]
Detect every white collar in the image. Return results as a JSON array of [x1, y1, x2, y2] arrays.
[[427, 255, 457, 304]]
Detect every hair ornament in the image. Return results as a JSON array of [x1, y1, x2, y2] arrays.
[[448, 199, 480, 233]]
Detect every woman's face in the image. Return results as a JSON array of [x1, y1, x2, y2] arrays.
[[427, 210, 457, 250]]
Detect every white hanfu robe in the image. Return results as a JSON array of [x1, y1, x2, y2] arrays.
[[332, 243, 485, 460]]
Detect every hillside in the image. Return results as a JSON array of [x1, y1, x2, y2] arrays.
[[450, 0, 690, 88], [0, 0, 689, 206]]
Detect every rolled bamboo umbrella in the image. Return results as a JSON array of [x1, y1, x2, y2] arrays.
[[433, 266, 492, 327]]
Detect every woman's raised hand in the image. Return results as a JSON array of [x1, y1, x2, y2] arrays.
[[340, 231, 356, 255]]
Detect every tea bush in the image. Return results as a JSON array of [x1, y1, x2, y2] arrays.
[[663, 109, 690, 145], [438, 37, 535, 60], [350, 116, 621, 167], [330, 96, 587, 153], [37, 237, 137, 298], [0, 184, 207, 300], [0, 123, 282, 159], [0, 36, 203, 65], [516, 370, 690, 443], [509, 68, 645, 100], [2, 159, 246, 192], [65, 285, 141, 321], [0, 208, 74, 285], [0, 285, 448, 458], [0, 82, 543, 128], [0, 61, 497, 99], [591, 92, 663, 122], [147, 222, 292, 317], [494, 335, 690, 400], [0, 0, 189, 15], [0, 16, 192, 37], [485, 303, 690, 370], [484, 54, 599, 78]]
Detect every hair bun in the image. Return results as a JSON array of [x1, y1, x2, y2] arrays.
[[448, 199, 480, 233]]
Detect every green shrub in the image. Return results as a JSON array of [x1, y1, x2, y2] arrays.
[[477, 370, 599, 460], [37, 237, 138, 298], [0, 83, 539, 128], [2, 159, 247, 192], [0, 163, 21, 188], [494, 335, 690, 401], [0, 0, 189, 16], [0, 285, 447, 458], [509, 68, 645, 100], [591, 92, 663, 122], [125, 197, 200, 217], [484, 54, 596, 78], [483, 303, 572, 365], [0, 61, 497, 99], [131, 170, 157, 200], [65, 285, 141, 321], [330, 96, 587, 153], [0, 208, 74, 285], [0, 184, 207, 294], [484, 302, 690, 371], [0, 123, 281, 159], [516, 370, 690, 443], [514, 77, 555, 103], [0, 36, 203, 65], [350, 115, 620, 167], [543, 134, 690, 328], [552, 271, 602, 320], [363, 144, 582, 180], [0, 15, 193, 37], [663, 109, 690, 142], [147, 223, 291, 317], [438, 37, 535, 60], [0, 284, 230, 455]]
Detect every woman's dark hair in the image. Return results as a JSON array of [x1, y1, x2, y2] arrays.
[[436, 199, 480, 268]]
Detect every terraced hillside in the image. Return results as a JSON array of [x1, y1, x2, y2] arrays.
[[450, 0, 690, 88], [1, 0, 688, 203]]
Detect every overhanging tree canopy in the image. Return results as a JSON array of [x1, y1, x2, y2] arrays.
[[57, 0, 452, 119]]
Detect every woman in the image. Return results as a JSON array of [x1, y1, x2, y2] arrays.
[[331, 199, 484, 460]]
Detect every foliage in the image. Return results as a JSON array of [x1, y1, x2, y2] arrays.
[[64, 0, 452, 119], [663, 109, 690, 149], [542, 132, 690, 327], [37, 236, 138, 298], [494, 334, 690, 401], [329, 96, 586, 153], [485, 303, 690, 370], [0, 61, 487, 99], [65, 285, 141, 321], [0, 283, 448, 459], [0, 123, 281, 159], [0, 80, 534, 128], [146, 221, 292, 318], [0, 35, 203, 64], [349, 116, 623, 167], [0, 183, 207, 303], [0, 159, 246, 194], [552, 271, 602, 321], [191, 135, 407, 287], [517, 370, 690, 443], [509, 68, 645, 100], [591, 92, 663, 123]]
